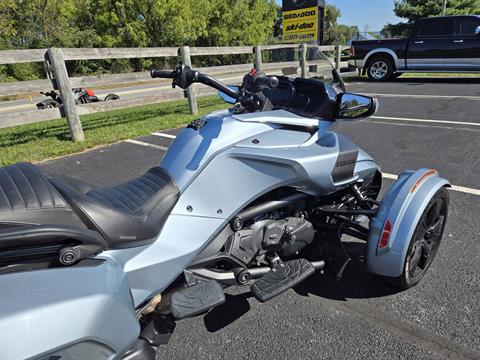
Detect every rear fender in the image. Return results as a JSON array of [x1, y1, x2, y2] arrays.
[[367, 169, 450, 277]]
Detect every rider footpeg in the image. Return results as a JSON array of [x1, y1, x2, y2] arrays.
[[251, 258, 315, 302], [170, 280, 225, 320]]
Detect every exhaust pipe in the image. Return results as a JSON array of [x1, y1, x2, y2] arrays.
[[231, 192, 310, 231]]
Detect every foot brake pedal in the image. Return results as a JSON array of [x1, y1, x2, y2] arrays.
[[251, 258, 315, 302], [170, 280, 225, 320]]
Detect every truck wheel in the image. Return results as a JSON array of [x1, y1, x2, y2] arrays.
[[367, 57, 394, 81], [384, 188, 449, 290]]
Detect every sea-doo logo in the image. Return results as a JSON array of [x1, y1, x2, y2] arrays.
[[283, 9, 316, 20]]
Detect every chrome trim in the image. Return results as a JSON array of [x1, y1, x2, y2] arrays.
[[362, 48, 404, 70], [443, 58, 480, 66], [395, 70, 480, 73]]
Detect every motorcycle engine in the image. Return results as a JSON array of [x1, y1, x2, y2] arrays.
[[228, 217, 315, 265]]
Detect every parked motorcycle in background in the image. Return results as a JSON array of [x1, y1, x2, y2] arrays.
[[36, 87, 119, 109]]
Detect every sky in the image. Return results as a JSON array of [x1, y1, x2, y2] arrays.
[[275, 0, 403, 32]]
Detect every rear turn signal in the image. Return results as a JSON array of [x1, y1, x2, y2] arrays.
[[349, 46, 355, 58], [378, 219, 392, 249]]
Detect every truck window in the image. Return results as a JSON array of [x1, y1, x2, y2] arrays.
[[454, 17, 480, 36], [416, 18, 453, 37]]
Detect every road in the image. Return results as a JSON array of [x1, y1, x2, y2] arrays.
[[39, 77, 480, 360]]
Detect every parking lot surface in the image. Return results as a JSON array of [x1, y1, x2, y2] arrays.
[[40, 77, 480, 360]]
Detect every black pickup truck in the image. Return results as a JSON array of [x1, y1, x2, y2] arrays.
[[350, 15, 480, 81]]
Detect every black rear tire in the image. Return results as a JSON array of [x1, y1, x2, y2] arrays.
[[383, 188, 449, 290], [36, 99, 60, 110], [104, 94, 120, 101], [366, 56, 395, 82]]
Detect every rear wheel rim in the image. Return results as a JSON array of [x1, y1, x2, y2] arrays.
[[370, 60, 388, 79], [406, 197, 446, 281]]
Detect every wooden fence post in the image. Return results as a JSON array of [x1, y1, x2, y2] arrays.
[[335, 45, 341, 72], [179, 46, 198, 115], [299, 43, 307, 78], [253, 45, 263, 71], [47, 48, 85, 142]]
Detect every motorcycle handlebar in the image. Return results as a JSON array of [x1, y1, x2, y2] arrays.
[[196, 73, 240, 100], [150, 66, 240, 100]]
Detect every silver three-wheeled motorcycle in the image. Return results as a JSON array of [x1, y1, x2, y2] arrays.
[[0, 48, 449, 359]]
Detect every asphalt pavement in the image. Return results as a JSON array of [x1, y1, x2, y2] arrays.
[[39, 76, 480, 360]]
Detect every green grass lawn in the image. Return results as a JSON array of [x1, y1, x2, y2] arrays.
[[0, 96, 226, 166]]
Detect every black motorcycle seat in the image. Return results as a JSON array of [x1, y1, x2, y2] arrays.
[[0, 163, 87, 230], [0, 162, 180, 250]]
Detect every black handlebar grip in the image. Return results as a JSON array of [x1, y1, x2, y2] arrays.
[[253, 75, 279, 90], [150, 70, 176, 79]]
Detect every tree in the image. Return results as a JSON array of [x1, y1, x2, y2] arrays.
[[0, 0, 279, 79], [0, 0, 96, 80], [323, 5, 359, 45], [382, 0, 480, 38], [200, 0, 278, 47]]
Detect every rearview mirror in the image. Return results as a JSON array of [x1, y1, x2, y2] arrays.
[[336, 93, 377, 120], [218, 86, 240, 104]]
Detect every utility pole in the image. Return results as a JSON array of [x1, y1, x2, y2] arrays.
[[442, 0, 447, 15], [363, 25, 370, 38]]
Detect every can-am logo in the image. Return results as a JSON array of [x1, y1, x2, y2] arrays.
[[283, 9, 316, 20], [283, 33, 315, 41], [285, 22, 315, 31]]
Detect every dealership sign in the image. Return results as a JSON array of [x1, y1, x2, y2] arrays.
[[282, 0, 324, 43]]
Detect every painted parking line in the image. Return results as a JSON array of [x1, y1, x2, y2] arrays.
[[152, 132, 177, 139], [147, 131, 480, 197], [361, 93, 480, 101], [371, 115, 480, 127], [124, 139, 168, 151], [383, 172, 480, 196]]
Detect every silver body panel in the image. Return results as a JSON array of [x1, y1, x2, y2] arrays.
[[0, 261, 139, 360], [99, 215, 226, 305]]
